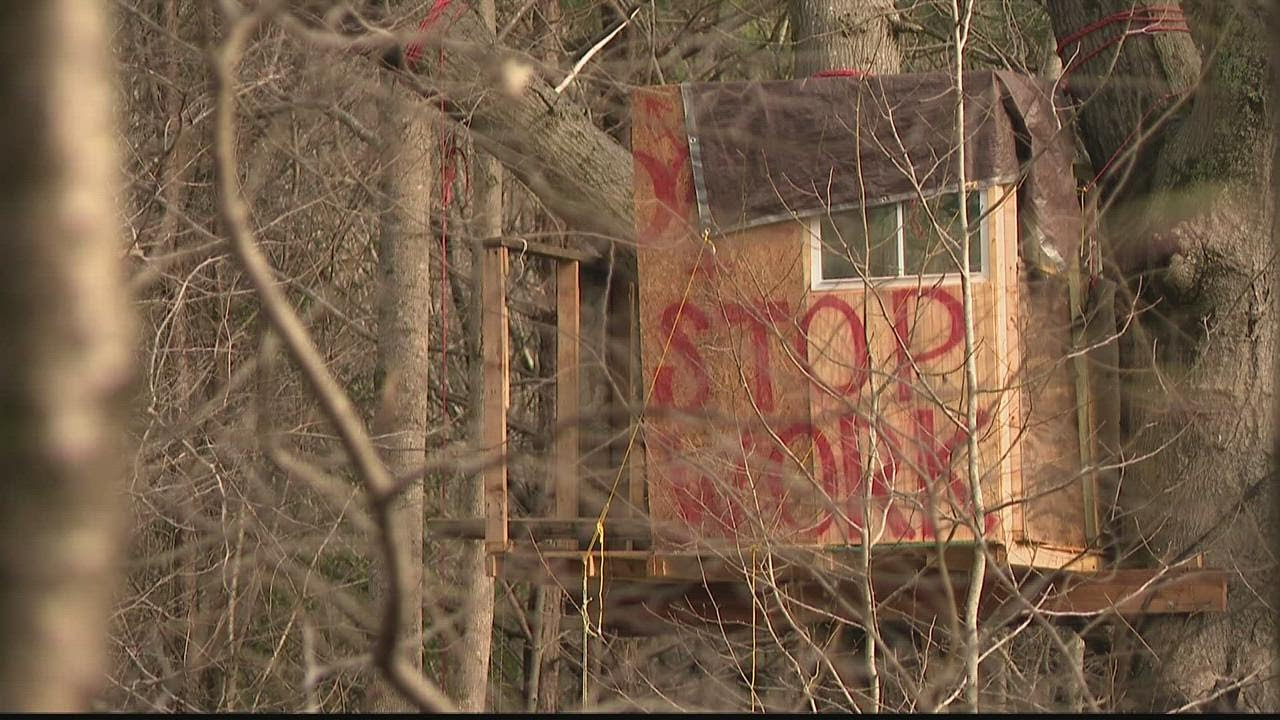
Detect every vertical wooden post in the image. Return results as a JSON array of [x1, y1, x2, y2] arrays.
[[483, 246, 510, 558], [555, 259, 580, 545], [621, 280, 649, 550], [991, 185, 1022, 543], [1084, 279, 1119, 550], [1067, 264, 1097, 543]]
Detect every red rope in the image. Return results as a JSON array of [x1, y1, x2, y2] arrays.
[[1055, 4, 1193, 287], [812, 68, 871, 79], [404, 0, 455, 71], [1055, 5, 1189, 91], [1084, 89, 1183, 194], [1055, 6, 1195, 192]]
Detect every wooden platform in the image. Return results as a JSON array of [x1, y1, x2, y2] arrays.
[[429, 518, 1226, 637], [564, 563, 1227, 637]]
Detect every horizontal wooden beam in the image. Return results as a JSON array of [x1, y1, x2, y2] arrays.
[[1038, 567, 1228, 616], [480, 549, 1228, 634], [482, 236, 595, 264], [428, 517, 669, 544]]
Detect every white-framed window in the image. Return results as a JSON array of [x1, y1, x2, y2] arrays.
[[810, 190, 988, 290]]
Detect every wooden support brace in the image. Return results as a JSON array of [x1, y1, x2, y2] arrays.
[[555, 259, 580, 548], [1067, 265, 1100, 542], [427, 516, 661, 543], [482, 245, 510, 556], [483, 236, 594, 264], [623, 280, 648, 550], [1041, 567, 1228, 616]]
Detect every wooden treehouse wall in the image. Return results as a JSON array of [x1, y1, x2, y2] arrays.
[[630, 85, 1098, 568]]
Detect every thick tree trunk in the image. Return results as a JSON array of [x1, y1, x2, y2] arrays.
[[397, 5, 634, 256], [1045, 0, 1200, 204], [365, 75, 433, 711], [0, 1, 133, 710], [790, 0, 902, 77], [1046, 0, 1277, 710]]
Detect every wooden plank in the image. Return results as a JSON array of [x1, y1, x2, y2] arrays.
[[1006, 541, 1101, 572], [483, 235, 594, 264], [992, 185, 1023, 547], [1066, 261, 1098, 542], [555, 259, 580, 547], [1015, 273, 1088, 550], [1041, 568, 1228, 616], [558, 564, 1228, 637], [1005, 182, 1028, 544], [483, 245, 510, 554], [1085, 278, 1121, 552], [618, 279, 649, 549], [427, 517, 662, 543]]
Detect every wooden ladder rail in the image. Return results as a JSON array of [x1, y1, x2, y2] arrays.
[[481, 237, 586, 573], [555, 257, 580, 550], [482, 243, 510, 574]]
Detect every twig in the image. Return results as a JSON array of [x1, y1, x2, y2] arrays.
[[948, 0, 987, 711], [553, 7, 640, 95], [207, 2, 453, 711]]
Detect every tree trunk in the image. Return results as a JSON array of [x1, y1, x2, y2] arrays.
[[0, 0, 133, 710], [446, 2, 500, 710], [152, 0, 212, 708], [365, 72, 433, 712], [790, 0, 902, 77], [1045, 0, 1277, 710], [382, 4, 634, 256]]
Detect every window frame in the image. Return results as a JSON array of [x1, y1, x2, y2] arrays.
[[808, 190, 990, 291]]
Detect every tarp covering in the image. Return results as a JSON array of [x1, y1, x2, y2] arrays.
[[681, 70, 1081, 273]]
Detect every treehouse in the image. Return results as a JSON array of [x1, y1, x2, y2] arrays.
[[435, 70, 1226, 635]]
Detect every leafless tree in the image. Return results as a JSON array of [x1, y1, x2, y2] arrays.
[[93, 0, 1276, 712]]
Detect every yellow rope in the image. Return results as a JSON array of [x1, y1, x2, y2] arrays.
[[750, 544, 758, 711], [579, 229, 713, 702]]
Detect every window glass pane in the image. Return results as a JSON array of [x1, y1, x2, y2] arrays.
[[819, 204, 899, 280], [901, 192, 983, 276]]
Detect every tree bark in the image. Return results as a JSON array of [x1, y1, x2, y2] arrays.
[[0, 0, 133, 710], [790, 0, 902, 77], [151, 0, 213, 708], [1044, 0, 1200, 207], [445, 1, 500, 710], [365, 73, 433, 712], [1045, 0, 1277, 710], [376, 4, 633, 258]]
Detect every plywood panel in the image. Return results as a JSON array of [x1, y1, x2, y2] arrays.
[[634, 87, 814, 549], [806, 278, 1008, 546], [1012, 275, 1088, 549]]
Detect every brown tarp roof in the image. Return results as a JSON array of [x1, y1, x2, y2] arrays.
[[681, 70, 1081, 273]]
